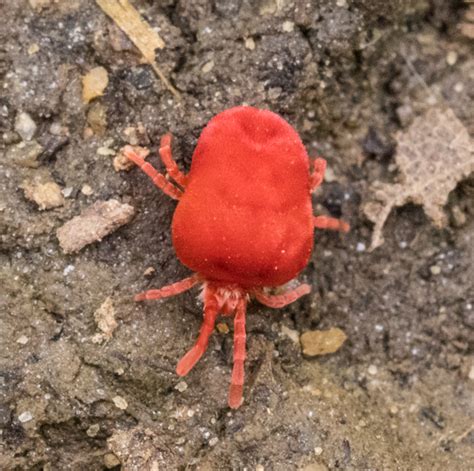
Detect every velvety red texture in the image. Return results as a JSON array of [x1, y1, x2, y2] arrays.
[[172, 106, 313, 287]]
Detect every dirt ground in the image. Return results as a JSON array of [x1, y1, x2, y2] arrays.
[[1, 0, 473, 470]]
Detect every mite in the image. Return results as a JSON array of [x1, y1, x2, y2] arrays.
[[125, 106, 349, 408]]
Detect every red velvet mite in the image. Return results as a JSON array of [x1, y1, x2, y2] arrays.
[[124, 106, 349, 408]]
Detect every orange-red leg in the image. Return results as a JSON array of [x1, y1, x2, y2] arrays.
[[159, 134, 188, 188], [254, 283, 311, 309], [176, 296, 219, 376], [229, 298, 247, 409], [134, 275, 199, 301], [123, 145, 183, 200], [311, 157, 327, 191], [313, 215, 350, 233]]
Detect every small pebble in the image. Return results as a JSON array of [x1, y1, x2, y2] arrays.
[[446, 51, 458, 66], [18, 411, 33, 423], [86, 424, 100, 437], [430, 265, 441, 276], [209, 437, 219, 447], [81, 184, 94, 196], [468, 365, 474, 381], [245, 37, 255, 50], [256, 465, 265, 471], [368, 364, 378, 375], [282, 21, 294, 32], [175, 381, 188, 392], [216, 322, 229, 334], [143, 266, 156, 277], [201, 60, 215, 74], [112, 395, 128, 410], [16, 335, 29, 345], [14, 112, 37, 141], [336, 0, 348, 7], [82, 66, 109, 103], [97, 146, 116, 156], [62, 187, 74, 198], [63, 264, 75, 276], [314, 446, 323, 455], [356, 242, 366, 252], [103, 453, 120, 469], [28, 43, 40, 55], [453, 82, 464, 93]]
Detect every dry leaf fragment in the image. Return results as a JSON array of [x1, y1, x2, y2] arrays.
[[21, 180, 65, 210], [96, 0, 180, 100], [363, 107, 474, 251], [93, 297, 117, 342], [300, 327, 347, 356], [57, 199, 135, 253], [82, 66, 109, 103]]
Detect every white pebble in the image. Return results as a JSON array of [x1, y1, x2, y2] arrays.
[[112, 395, 128, 410], [16, 335, 29, 345], [430, 265, 441, 275], [356, 242, 366, 252], [282, 21, 294, 33], [18, 411, 33, 423], [368, 364, 378, 375], [314, 446, 323, 455], [175, 381, 188, 392], [15, 112, 37, 141], [63, 264, 75, 276], [209, 437, 219, 447], [446, 51, 457, 66]]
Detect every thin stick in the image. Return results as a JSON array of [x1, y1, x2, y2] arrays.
[[96, 0, 181, 100]]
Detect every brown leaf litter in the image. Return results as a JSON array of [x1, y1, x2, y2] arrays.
[[363, 107, 474, 251]]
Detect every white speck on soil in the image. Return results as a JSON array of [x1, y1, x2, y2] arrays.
[[356, 242, 366, 252], [112, 395, 128, 410], [368, 365, 378, 375], [14, 111, 37, 141], [18, 411, 33, 423], [16, 335, 29, 345], [175, 381, 188, 392]]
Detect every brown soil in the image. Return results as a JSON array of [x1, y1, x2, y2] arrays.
[[1, 1, 473, 470]]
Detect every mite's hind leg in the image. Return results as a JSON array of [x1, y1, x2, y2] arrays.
[[313, 215, 350, 233], [254, 283, 311, 309], [228, 298, 247, 409], [159, 134, 188, 188], [123, 145, 183, 200], [176, 296, 219, 376], [134, 275, 199, 301], [310, 157, 327, 191]]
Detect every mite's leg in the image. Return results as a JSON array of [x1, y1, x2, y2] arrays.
[[310, 157, 327, 191], [254, 283, 311, 309], [176, 296, 219, 376], [313, 215, 350, 233], [159, 134, 188, 188], [134, 275, 199, 301], [229, 298, 247, 409], [123, 145, 183, 200]]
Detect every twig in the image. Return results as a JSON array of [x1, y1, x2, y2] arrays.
[[96, 0, 181, 100]]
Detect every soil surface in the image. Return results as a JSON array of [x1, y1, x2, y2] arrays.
[[1, 1, 473, 470]]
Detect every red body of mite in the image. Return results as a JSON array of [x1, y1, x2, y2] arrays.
[[125, 106, 349, 408]]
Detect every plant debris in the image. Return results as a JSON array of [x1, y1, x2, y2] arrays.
[[92, 297, 118, 343], [20, 179, 65, 210], [95, 0, 180, 100], [300, 327, 348, 356], [114, 145, 148, 172], [363, 107, 474, 250], [57, 199, 135, 253], [82, 66, 109, 103]]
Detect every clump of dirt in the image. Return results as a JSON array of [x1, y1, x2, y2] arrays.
[[1, 1, 473, 469]]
